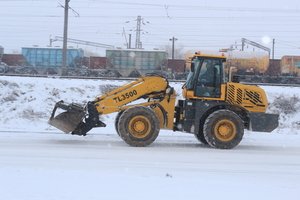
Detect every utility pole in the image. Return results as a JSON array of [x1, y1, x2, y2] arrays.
[[62, 0, 70, 76], [135, 16, 142, 49], [241, 39, 245, 51], [169, 36, 178, 60], [128, 34, 132, 49], [122, 27, 127, 48], [272, 38, 275, 60], [125, 16, 149, 49]]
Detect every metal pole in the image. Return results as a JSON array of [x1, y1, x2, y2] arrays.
[[169, 37, 178, 60], [62, 0, 69, 76], [135, 16, 142, 49], [172, 37, 175, 59], [272, 38, 275, 59], [241, 38, 245, 51], [128, 34, 132, 49]]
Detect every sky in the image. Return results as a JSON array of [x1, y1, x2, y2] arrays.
[[0, 0, 300, 58]]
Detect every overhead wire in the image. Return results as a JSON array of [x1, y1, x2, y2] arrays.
[[0, 0, 299, 56]]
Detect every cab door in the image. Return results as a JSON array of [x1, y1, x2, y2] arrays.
[[194, 58, 224, 98]]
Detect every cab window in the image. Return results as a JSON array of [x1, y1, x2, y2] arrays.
[[195, 59, 223, 98]]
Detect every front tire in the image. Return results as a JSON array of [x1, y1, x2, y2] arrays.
[[203, 110, 244, 149], [114, 111, 124, 136], [118, 106, 160, 147]]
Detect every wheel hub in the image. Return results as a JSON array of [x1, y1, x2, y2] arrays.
[[134, 121, 146, 132], [129, 116, 151, 139], [218, 125, 230, 136], [214, 119, 236, 142]]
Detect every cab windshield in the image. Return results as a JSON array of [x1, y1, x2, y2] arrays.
[[186, 58, 202, 90]]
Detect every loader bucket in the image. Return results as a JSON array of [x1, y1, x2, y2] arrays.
[[48, 101, 86, 133]]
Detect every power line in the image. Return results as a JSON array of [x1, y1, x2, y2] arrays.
[[72, 0, 300, 13], [2, 0, 300, 13]]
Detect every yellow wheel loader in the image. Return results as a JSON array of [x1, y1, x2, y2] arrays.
[[49, 53, 279, 149]]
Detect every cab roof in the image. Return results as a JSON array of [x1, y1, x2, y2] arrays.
[[192, 51, 226, 59]]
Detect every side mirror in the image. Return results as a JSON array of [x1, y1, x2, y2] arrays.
[[232, 75, 240, 83], [228, 66, 237, 82], [191, 63, 195, 72]]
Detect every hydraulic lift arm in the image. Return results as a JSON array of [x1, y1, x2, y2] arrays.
[[49, 75, 176, 136]]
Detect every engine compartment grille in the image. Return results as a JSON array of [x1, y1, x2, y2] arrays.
[[226, 83, 266, 111]]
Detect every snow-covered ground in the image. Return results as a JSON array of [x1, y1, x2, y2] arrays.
[[0, 76, 300, 200]]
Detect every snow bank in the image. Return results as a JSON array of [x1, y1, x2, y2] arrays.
[[261, 85, 300, 134], [0, 76, 299, 134]]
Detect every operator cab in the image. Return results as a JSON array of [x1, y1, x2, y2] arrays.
[[185, 54, 226, 98]]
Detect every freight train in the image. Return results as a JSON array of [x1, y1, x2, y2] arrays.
[[226, 54, 300, 84], [0, 47, 299, 84], [1, 48, 171, 78]]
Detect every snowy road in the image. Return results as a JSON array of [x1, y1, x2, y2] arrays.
[[1, 130, 300, 200], [1, 76, 300, 199]]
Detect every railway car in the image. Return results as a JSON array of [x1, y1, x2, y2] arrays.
[[226, 52, 270, 75], [1, 47, 299, 84], [106, 49, 168, 77], [21, 47, 84, 68], [0, 45, 3, 62], [281, 56, 300, 76], [2, 54, 27, 66]]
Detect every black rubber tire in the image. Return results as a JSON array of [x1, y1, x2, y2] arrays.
[[114, 111, 124, 136], [203, 109, 244, 149], [118, 106, 160, 147], [194, 124, 208, 144]]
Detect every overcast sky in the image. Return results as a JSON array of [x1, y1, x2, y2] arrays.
[[0, 0, 299, 58]]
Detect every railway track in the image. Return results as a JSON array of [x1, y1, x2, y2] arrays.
[[1, 73, 300, 87]]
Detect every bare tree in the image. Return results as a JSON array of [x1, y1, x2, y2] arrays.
[[163, 45, 185, 59]]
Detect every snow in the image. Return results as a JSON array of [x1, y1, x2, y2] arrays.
[[0, 76, 300, 200]]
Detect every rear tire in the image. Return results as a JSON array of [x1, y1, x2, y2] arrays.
[[118, 106, 160, 147], [203, 110, 244, 149], [194, 123, 208, 144]]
